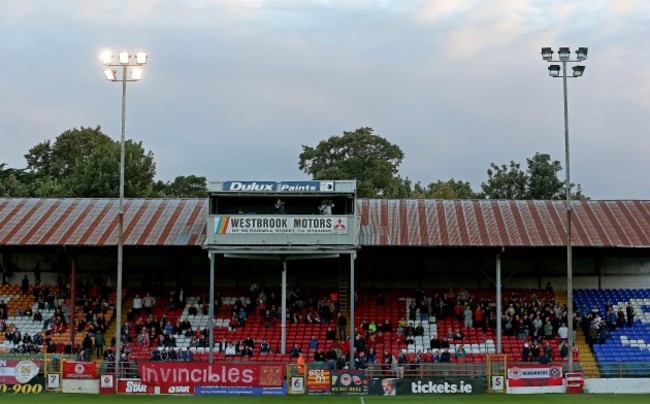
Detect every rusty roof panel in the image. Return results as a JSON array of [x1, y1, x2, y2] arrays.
[[2, 198, 650, 248]]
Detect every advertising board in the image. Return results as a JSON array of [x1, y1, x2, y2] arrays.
[[0, 359, 40, 385], [507, 364, 563, 387], [370, 377, 487, 396], [139, 362, 284, 388]]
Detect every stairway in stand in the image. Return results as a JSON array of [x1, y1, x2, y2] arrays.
[[556, 289, 600, 377]]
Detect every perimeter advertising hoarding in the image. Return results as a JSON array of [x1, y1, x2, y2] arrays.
[[305, 369, 369, 395], [0, 376, 46, 395], [507, 364, 563, 387], [0, 359, 40, 385], [370, 377, 487, 396], [139, 362, 284, 388]]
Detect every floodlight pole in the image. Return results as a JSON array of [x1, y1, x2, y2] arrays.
[[100, 50, 147, 384], [542, 47, 587, 373]]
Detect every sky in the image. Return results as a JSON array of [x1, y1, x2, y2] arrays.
[[1, 0, 649, 200]]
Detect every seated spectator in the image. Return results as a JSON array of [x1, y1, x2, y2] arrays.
[[150, 348, 161, 361], [455, 344, 467, 360], [260, 339, 270, 354], [325, 326, 336, 341], [33, 310, 43, 322], [452, 328, 464, 341], [380, 319, 392, 333], [309, 335, 319, 350], [440, 348, 451, 363], [289, 343, 303, 358], [179, 347, 193, 362], [314, 349, 325, 363], [241, 345, 253, 358], [355, 351, 368, 369], [225, 343, 236, 356]]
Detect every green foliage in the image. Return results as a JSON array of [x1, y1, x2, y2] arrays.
[[480, 152, 586, 200], [298, 127, 405, 198], [6, 126, 156, 198], [153, 175, 208, 198], [412, 179, 479, 199]]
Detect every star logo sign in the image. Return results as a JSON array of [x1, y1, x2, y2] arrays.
[[333, 219, 346, 231]]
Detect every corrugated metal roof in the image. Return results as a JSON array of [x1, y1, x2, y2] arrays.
[[0, 198, 207, 246], [1, 198, 650, 248], [359, 199, 650, 247]]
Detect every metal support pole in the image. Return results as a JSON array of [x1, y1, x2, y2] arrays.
[[496, 249, 503, 354], [208, 252, 215, 363], [115, 64, 127, 384], [349, 253, 356, 367], [70, 257, 76, 348], [562, 60, 575, 373], [281, 258, 287, 355]]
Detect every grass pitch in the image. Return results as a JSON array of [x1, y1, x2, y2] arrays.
[[5, 395, 650, 404]]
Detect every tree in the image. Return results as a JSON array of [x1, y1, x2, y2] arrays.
[[526, 153, 564, 199], [20, 126, 156, 197], [298, 127, 405, 198], [153, 175, 207, 198], [481, 152, 587, 200], [412, 179, 478, 199], [481, 160, 528, 199]]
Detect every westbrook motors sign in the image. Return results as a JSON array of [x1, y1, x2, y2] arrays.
[[215, 216, 348, 235]]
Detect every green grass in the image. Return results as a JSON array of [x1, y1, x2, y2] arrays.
[[5, 395, 650, 404]]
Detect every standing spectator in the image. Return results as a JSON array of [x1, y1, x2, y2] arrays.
[[21, 275, 30, 295], [337, 313, 347, 341], [142, 293, 156, 315], [521, 342, 530, 362], [34, 264, 41, 286], [557, 323, 569, 342], [463, 305, 473, 329], [94, 331, 105, 359], [132, 295, 142, 314], [82, 333, 93, 361], [626, 303, 635, 327]]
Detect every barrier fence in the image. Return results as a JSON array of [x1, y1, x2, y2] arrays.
[[2, 353, 650, 396]]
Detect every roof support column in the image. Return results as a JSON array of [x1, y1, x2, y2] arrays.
[[496, 248, 503, 354], [208, 251, 215, 363]]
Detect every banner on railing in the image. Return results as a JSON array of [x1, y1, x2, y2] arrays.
[[139, 362, 284, 388], [0, 359, 40, 385], [62, 361, 97, 379], [507, 364, 563, 387]]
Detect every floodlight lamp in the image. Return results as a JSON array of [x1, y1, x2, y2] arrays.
[[119, 51, 130, 64], [576, 47, 588, 61], [572, 65, 585, 77], [131, 67, 143, 81], [541, 47, 554, 61], [100, 50, 113, 65], [135, 51, 148, 65], [104, 69, 117, 81], [558, 47, 571, 61], [548, 65, 561, 77]]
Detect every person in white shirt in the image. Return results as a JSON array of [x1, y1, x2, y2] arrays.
[[132, 295, 143, 313], [142, 293, 156, 314], [225, 343, 236, 356], [558, 323, 569, 342]]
